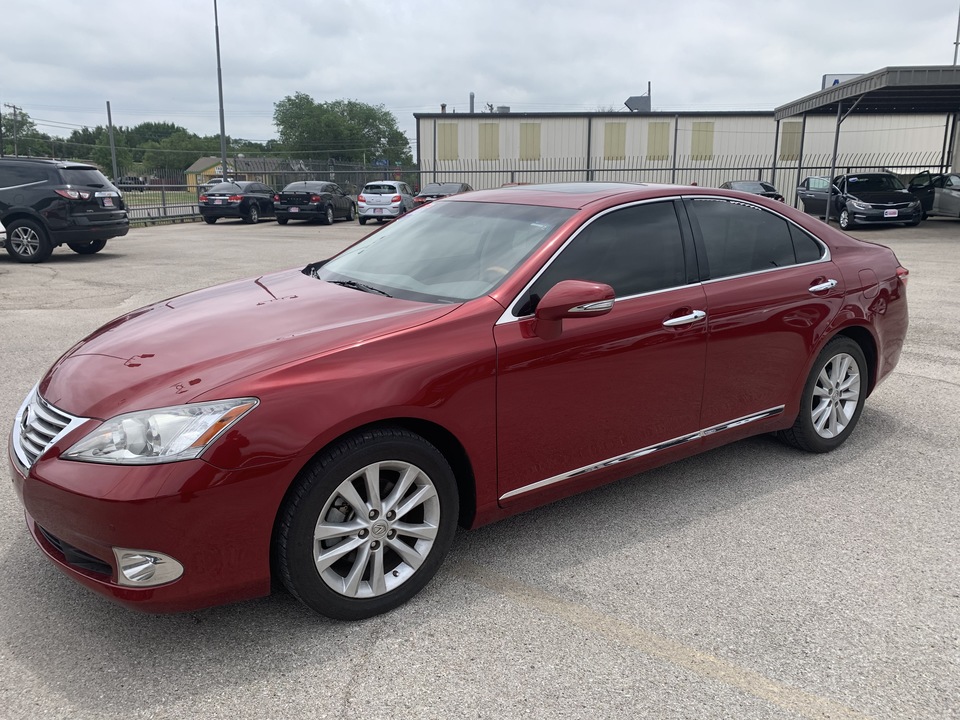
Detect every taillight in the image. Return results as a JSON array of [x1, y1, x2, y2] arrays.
[[896, 266, 909, 286], [273, 194, 279, 202], [310, 195, 323, 203], [199, 194, 208, 202], [55, 188, 91, 200], [392, 195, 402, 202], [227, 195, 243, 202], [358, 194, 366, 202]]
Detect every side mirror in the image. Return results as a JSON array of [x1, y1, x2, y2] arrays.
[[530, 280, 615, 340]]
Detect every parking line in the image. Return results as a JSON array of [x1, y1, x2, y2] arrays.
[[455, 561, 874, 720]]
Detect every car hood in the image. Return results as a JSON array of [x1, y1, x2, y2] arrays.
[[847, 190, 916, 204], [40, 267, 457, 419]]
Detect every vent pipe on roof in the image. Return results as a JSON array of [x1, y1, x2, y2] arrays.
[[441, 103, 447, 114], [470, 92, 475, 113]]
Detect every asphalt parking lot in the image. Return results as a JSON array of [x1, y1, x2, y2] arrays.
[[0, 216, 957, 719]]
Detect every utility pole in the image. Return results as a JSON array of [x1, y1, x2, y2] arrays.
[[3, 103, 21, 156], [106, 101, 119, 179], [954, 3, 960, 65], [214, 0, 229, 182]]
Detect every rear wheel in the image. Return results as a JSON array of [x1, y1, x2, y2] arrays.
[[245, 204, 260, 224], [276, 217, 289, 225], [359, 217, 368, 225], [321, 205, 335, 225], [274, 427, 459, 620], [5, 218, 53, 263], [778, 337, 867, 453], [67, 239, 107, 255], [203, 216, 217, 225], [345, 203, 356, 221]]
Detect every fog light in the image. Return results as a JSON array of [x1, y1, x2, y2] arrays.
[[113, 548, 184, 587]]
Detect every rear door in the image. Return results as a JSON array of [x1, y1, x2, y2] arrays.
[[684, 197, 843, 430]]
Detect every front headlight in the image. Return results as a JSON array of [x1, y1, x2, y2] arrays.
[[850, 200, 872, 211], [64, 398, 259, 465]]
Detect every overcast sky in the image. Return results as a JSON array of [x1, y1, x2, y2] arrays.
[[2, 0, 958, 155]]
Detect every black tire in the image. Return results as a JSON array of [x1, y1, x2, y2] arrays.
[[321, 205, 334, 225], [277, 217, 289, 225], [778, 337, 867, 453], [4, 218, 53, 263], [904, 219, 921, 227], [274, 427, 459, 620], [359, 217, 368, 226], [345, 203, 356, 222], [838, 208, 854, 231], [67, 239, 107, 255], [203, 216, 218, 225], [244, 203, 260, 224]]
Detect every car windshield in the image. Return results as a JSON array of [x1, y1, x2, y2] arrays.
[[364, 184, 398, 194], [310, 201, 575, 303], [730, 182, 767, 193], [439, 183, 465, 193], [846, 175, 905, 192]]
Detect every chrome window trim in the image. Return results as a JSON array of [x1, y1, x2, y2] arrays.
[[0, 180, 47, 192], [499, 405, 784, 502], [496, 195, 830, 326]]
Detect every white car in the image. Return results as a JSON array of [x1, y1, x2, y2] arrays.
[[357, 181, 415, 224]]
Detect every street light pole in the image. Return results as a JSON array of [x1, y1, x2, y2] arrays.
[[214, 0, 229, 181], [954, 3, 960, 65]]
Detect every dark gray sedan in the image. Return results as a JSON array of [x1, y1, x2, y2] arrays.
[[908, 171, 960, 219], [797, 172, 922, 230]]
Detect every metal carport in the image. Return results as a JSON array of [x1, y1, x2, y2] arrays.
[[772, 65, 960, 219]]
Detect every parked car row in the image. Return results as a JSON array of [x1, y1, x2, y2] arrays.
[[722, 169, 958, 230], [198, 180, 476, 226]]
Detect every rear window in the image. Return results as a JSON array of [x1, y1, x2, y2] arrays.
[[207, 182, 243, 193], [283, 182, 327, 193], [364, 184, 398, 194], [439, 183, 464, 192], [419, 184, 443, 194], [59, 168, 112, 188]]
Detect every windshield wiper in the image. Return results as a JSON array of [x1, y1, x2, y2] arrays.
[[328, 280, 392, 297]]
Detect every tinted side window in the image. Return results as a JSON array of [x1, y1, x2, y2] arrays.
[[790, 225, 824, 264], [516, 201, 686, 316], [690, 199, 795, 279], [0, 164, 50, 187]]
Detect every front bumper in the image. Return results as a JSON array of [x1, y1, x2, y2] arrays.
[[849, 206, 922, 225], [9, 431, 296, 613]]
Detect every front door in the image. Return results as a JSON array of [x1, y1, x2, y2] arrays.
[[494, 200, 707, 504]]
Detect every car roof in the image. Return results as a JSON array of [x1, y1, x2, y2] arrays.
[[443, 182, 680, 209]]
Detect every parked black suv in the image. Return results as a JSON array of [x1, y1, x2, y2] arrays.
[[0, 157, 129, 263]]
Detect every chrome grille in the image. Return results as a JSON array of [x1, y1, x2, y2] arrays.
[[13, 388, 86, 471]]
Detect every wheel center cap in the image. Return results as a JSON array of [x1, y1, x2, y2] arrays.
[[370, 522, 388, 538]]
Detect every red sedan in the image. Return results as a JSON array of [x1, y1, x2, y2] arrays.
[[9, 183, 908, 620]]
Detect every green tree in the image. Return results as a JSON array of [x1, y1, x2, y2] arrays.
[[90, 129, 133, 176], [273, 93, 411, 164], [1, 108, 45, 156]]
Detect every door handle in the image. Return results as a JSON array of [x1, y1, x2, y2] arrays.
[[663, 310, 706, 327], [809, 279, 838, 293]]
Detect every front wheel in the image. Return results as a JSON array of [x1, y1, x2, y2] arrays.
[[778, 337, 867, 453], [838, 208, 854, 230], [67, 239, 107, 255], [5, 218, 53, 263], [274, 427, 459, 620]]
